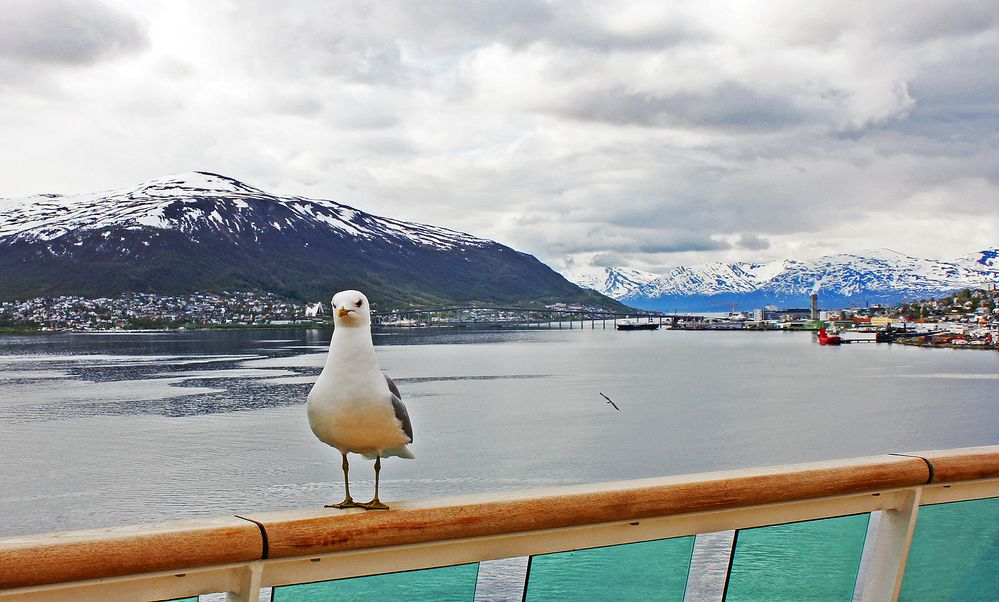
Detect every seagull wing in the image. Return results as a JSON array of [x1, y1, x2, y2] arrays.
[[385, 374, 414, 443]]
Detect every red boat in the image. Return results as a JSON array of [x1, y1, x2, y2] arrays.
[[817, 327, 841, 345]]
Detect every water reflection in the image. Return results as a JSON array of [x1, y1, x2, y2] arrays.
[[0, 331, 322, 424]]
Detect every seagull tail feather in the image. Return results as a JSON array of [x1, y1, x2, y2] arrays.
[[364, 445, 415, 460]]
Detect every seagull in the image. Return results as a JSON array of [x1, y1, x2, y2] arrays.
[[599, 392, 621, 411], [307, 290, 414, 510]]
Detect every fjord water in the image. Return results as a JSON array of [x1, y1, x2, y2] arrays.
[[1, 327, 998, 538]]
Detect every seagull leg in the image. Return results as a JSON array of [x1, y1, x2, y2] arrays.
[[363, 455, 390, 510], [326, 452, 362, 509]]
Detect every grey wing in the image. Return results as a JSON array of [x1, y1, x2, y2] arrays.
[[385, 374, 413, 443]]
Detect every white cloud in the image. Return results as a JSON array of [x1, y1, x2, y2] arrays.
[[0, 0, 996, 275]]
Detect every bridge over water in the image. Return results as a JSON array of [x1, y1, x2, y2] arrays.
[[372, 306, 705, 329]]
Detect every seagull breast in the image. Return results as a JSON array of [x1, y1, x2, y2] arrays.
[[307, 364, 411, 456]]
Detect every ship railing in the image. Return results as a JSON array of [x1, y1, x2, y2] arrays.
[[1, 445, 997, 601]]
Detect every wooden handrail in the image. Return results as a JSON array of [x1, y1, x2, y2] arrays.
[[0, 516, 261, 590], [2, 445, 997, 590], [919, 446, 999, 483], [248, 454, 928, 560]]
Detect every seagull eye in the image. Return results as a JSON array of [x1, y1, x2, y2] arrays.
[[355, 300, 363, 307]]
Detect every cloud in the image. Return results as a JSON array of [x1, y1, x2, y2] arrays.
[[591, 252, 630, 268], [736, 233, 771, 251], [0, 0, 147, 67], [0, 0, 996, 277], [557, 82, 811, 130]]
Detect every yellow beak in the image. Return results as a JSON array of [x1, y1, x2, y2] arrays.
[[337, 307, 351, 318]]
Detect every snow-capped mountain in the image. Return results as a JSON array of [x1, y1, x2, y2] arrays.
[[0, 172, 490, 250], [0, 172, 614, 307], [564, 248, 999, 311]]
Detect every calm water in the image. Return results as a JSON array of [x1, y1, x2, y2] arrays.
[[1, 327, 998, 539]]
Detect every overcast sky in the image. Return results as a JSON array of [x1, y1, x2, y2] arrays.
[[2, 1, 997, 273]]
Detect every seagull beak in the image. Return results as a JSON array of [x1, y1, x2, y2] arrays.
[[337, 307, 351, 318]]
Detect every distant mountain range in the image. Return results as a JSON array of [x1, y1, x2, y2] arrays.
[[0, 172, 618, 308], [563, 249, 999, 311]]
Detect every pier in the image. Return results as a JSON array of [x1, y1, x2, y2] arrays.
[[2, 445, 997, 601]]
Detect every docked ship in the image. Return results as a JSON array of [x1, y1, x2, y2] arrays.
[[616, 319, 660, 331], [817, 327, 842, 345]]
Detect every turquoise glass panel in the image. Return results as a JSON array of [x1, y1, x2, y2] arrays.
[[724, 513, 869, 601], [271, 563, 478, 602], [899, 496, 999, 601], [159, 598, 198, 602], [523, 536, 694, 601]]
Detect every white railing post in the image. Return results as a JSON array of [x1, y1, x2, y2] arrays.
[[226, 561, 263, 602], [684, 531, 735, 602], [859, 488, 921, 602]]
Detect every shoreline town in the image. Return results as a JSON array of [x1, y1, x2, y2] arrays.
[[2, 287, 997, 350]]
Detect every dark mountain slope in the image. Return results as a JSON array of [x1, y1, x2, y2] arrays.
[[0, 172, 619, 308]]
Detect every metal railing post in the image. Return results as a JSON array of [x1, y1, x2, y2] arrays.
[[859, 488, 921, 602]]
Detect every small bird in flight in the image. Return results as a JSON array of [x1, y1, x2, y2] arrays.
[[307, 290, 414, 510], [600, 392, 621, 411]]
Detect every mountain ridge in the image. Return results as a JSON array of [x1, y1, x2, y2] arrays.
[[564, 248, 999, 311], [0, 172, 619, 308]]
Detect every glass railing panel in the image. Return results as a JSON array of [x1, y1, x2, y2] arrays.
[[899, 496, 999, 601], [523, 536, 695, 601], [724, 513, 870, 601], [271, 563, 479, 602]]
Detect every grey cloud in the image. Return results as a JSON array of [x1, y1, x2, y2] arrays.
[[898, 41, 999, 135], [323, 39, 407, 85], [588, 231, 732, 268], [561, 82, 809, 130], [153, 57, 194, 80], [267, 94, 324, 118], [517, 218, 734, 257], [351, 132, 418, 157], [0, 0, 147, 66], [407, 0, 555, 44], [780, 1, 996, 47], [225, 0, 700, 91], [736, 233, 771, 251], [870, 1, 997, 42], [406, 1, 700, 51], [326, 103, 402, 130], [205, 4, 410, 86], [591, 252, 630, 268], [637, 237, 732, 254]]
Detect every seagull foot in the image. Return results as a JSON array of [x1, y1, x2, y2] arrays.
[[326, 498, 363, 509], [361, 500, 390, 510]]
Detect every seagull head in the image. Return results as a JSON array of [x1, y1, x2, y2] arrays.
[[331, 290, 371, 327]]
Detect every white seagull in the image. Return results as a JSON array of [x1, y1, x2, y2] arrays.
[[307, 290, 414, 510]]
